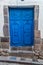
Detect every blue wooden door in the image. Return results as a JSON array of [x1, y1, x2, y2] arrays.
[[9, 7, 34, 47]]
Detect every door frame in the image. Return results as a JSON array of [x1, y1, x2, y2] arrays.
[[3, 5, 39, 51]]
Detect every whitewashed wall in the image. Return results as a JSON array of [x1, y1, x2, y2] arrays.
[[0, 0, 43, 38]]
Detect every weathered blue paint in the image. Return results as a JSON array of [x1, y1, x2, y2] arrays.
[[9, 7, 34, 47]]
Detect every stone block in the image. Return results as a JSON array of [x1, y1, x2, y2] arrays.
[[4, 16, 8, 23], [34, 30, 40, 38], [11, 47, 32, 51], [1, 42, 9, 49], [35, 5, 39, 20], [34, 20, 38, 30], [3, 24, 9, 37], [34, 39, 42, 51], [1, 37, 9, 42], [9, 53, 33, 58], [34, 44, 41, 51], [3, 7, 8, 15], [40, 39, 43, 51], [34, 38, 41, 44]]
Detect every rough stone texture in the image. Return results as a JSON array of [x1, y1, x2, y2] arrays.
[[34, 20, 38, 30], [4, 16, 8, 23], [1, 42, 9, 49], [40, 39, 43, 51], [34, 5, 39, 30], [9, 53, 33, 58], [3, 6, 8, 16], [3, 6, 9, 37], [34, 5, 39, 20], [1, 37, 9, 42], [0, 37, 9, 49], [34, 30, 40, 39], [34, 38, 41, 44], [11, 47, 32, 51], [34, 44, 41, 51], [0, 42, 9, 49], [3, 24, 9, 37]]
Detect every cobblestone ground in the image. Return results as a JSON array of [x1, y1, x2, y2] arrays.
[[0, 62, 40, 65], [0, 62, 25, 65]]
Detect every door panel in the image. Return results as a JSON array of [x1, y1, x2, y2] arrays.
[[9, 7, 34, 46]]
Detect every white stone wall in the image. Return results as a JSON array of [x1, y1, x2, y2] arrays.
[[0, 0, 43, 38]]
